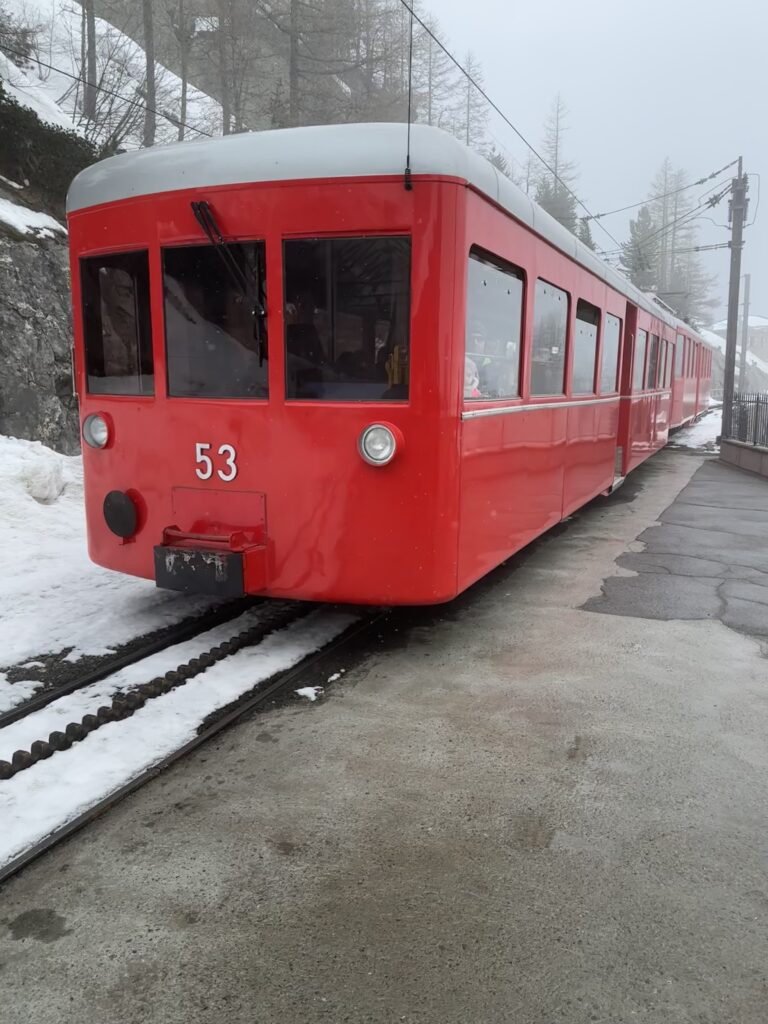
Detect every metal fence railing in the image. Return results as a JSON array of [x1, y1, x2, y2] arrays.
[[724, 393, 768, 447]]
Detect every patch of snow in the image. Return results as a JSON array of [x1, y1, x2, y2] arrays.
[[701, 327, 768, 378], [1, 0, 221, 146], [0, 196, 66, 238], [0, 609, 357, 867], [0, 50, 79, 131], [712, 315, 768, 331], [669, 409, 722, 451], [295, 685, 324, 701], [0, 435, 221, 713], [0, 173, 24, 190]]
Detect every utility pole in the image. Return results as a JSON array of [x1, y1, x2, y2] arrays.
[[722, 158, 749, 437], [738, 273, 751, 393]]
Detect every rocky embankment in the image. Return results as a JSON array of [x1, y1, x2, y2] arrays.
[[0, 229, 79, 454]]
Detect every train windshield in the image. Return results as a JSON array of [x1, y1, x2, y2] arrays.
[[163, 241, 268, 399], [283, 236, 411, 401]]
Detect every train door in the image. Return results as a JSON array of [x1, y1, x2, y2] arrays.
[[615, 301, 638, 481]]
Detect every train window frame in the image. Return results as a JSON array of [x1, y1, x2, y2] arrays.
[[80, 249, 154, 397], [632, 328, 648, 392], [599, 313, 621, 394], [162, 238, 269, 401], [464, 247, 525, 403], [572, 299, 600, 396], [283, 234, 412, 403], [646, 333, 660, 389], [530, 278, 569, 398], [675, 335, 684, 377]]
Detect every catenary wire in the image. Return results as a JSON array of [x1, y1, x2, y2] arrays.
[[596, 181, 732, 259], [585, 159, 739, 221], [395, 0, 622, 249]]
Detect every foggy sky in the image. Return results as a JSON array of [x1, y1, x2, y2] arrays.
[[436, 0, 767, 323]]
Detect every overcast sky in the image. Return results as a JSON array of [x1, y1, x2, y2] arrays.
[[435, 0, 766, 323]]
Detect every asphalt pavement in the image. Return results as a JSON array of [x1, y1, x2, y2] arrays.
[[1, 450, 767, 1024]]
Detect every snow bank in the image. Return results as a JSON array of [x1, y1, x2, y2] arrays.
[[0, 50, 78, 131], [0, 436, 218, 712], [701, 327, 768, 378], [0, 197, 66, 239], [1, 0, 221, 146], [669, 408, 722, 451]]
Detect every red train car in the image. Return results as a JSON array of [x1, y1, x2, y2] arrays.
[[67, 123, 712, 605]]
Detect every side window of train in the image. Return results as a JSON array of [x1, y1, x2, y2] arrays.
[[80, 251, 153, 396], [646, 334, 660, 389], [632, 329, 647, 391], [464, 249, 524, 401], [530, 280, 568, 396], [675, 335, 684, 377], [600, 314, 621, 393], [572, 300, 600, 395], [283, 235, 411, 401], [163, 240, 268, 399]]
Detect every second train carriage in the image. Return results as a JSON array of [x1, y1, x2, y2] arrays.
[[67, 123, 712, 604]]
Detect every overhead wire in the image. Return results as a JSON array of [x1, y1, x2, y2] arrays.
[[395, 0, 622, 250], [597, 179, 733, 259], [585, 158, 739, 221]]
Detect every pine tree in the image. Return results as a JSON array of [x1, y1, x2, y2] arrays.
[[486, 144, 512, 179], [534, 94, 579, 233], [576, 217, 596, 251], [620, 205, 656, 291], [627, 160, 719, 324]]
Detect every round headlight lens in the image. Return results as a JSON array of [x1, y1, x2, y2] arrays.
[[359, 424, 397, 466], [82, 414, 109, 449]]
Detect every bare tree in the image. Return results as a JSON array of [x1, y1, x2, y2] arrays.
[[141, 0, 155, 146], [82, 0, 97, 121], [534, 94, 579, 233], [448, 50, 486, 150], [167, 0, 194, 141]]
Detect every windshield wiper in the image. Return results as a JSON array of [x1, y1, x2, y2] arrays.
[[190, 199, 268, 365]]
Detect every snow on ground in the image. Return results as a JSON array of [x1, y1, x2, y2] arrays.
[[701, 328, 768, 379], [0, 49, 78, 131], [0, 196, 66, 238], [1, 0, 221, 144], [296, 685, 324, 701], [669, 408, 723, 451], [0, 607, 358, 867], [0, 436, 222, 712]]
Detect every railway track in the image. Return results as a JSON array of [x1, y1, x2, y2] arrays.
[[0, 597, 262, 729], [0, 603, 384, 886]]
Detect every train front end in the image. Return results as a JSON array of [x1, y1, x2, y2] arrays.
[[67, 129, 462, 605]]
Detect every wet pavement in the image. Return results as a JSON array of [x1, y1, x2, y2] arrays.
[[584, 459, 768, 639], [1, 451, 767, 1024]]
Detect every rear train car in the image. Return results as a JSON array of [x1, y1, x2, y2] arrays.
[[67, 123, 712, 605]]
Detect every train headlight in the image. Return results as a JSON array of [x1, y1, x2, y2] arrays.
[[358, 423, 399, 466], [82, 413, 110, 449]]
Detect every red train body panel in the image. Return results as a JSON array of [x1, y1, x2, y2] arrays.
[[67, 124, 713, 605]]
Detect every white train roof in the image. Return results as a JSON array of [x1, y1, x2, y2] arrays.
[[67, 121, 704, 339]]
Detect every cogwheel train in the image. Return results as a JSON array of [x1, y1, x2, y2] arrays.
[[67, 123, 712, 604]]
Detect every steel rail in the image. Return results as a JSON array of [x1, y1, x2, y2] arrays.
[[0, 597, 266, 730]]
